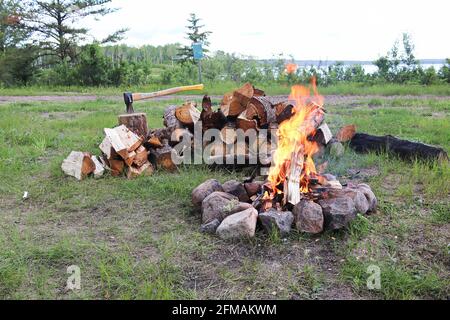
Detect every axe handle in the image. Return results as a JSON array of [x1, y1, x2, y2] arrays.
[[132, 84, 204, 102]]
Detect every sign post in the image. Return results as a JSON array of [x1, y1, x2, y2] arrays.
[[192, 42, 203, 83]]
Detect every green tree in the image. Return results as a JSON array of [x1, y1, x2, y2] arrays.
[[438, 58, 450, 83], [0, 1, 36, 86], [177, 13, 212, 63], [0, 0, 28, 52], [19, 0, 127, 63], [76, 43, 110, 86]]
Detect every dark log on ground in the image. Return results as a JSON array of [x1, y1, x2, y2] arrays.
[[118, 113, 148, 138], [350, 133, 449, 162]]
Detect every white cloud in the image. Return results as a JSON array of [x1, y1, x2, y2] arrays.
[[83, 0, 450, 60]]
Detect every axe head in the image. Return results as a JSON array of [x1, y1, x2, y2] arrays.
[[123, 92, 134, 113]]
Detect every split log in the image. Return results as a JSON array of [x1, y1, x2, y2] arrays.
[[150, 144, 178, 172], [247, 96, 277, 127], [170, 128, 193, 145], [148, 128, 171, 144], [175, 102, 200, 126], [147, 135, 164, 149], [312, 123, 333, 145], [118, 113, 148, 138], [163, 105, 183, 129], [90, 155, 105, 178], [201, 95, 226, 131], [350, 133, 449, 162], [124, 150, 136, 167], [220, 123, 237, 145], [226, 83, 254, 117], [283, 147, 304, 206], [275, 102, 294, 123], [109, 159, 125, 176], [127, 162, 154, 179], [61, 151, 95, 180], [99, 136, 116, 160], [236, 111, 258, 132], [104, 125, 142, 160], [133, 145, 149, 167], [219, 92, 233, 117]]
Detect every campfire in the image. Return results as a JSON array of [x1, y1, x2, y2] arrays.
[[263, 78, 325, 208], [191, 81, 378, 239]]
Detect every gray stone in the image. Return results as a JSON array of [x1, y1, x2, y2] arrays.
[[322, 173, 337, 181], [200, 219, 221, 234], [222, 180, 250, 202], [293, 200, 324, 234], [318, 196, 357, 230], [329, 141, 345, 157], [341, 188, 370, 214], [201, 192, 253, 224], [192, 179, 223, 208], [216, 207, 258, 240], [259, 209, 294, 237], [357, 184, 377, 212]]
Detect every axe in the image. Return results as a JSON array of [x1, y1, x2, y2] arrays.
[[123, 84, 204, 113]]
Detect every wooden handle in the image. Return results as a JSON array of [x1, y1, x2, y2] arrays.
[[132, 84, 204, 102]]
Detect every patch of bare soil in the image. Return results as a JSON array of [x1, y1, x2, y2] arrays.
[[40, 111, 93, 119]]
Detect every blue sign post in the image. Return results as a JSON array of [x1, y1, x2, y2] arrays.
[[192, 43, 203, 83], [192, 43, 204, 60]]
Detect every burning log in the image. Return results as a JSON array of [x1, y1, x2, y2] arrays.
[[283, 146, 304, 206], [350, 133, 449, 162]]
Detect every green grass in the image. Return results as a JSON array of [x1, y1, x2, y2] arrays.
[[0, 94, 448, 299], [1, 82, 450, 96]]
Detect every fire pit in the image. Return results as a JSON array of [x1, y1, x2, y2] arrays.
[[192, 81, 377, 239]]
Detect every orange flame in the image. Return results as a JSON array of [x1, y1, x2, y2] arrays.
[[285, 63, 298, 74], [267, 78, 324, 196]]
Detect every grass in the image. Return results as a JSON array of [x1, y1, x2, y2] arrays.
[[1, 82, 450, 97], [0, 93, 448, 299]]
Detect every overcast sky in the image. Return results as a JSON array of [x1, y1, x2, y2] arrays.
[[84, 0, 449, 60]]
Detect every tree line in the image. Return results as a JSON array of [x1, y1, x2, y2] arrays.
[[1, 1, 449, 87]]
